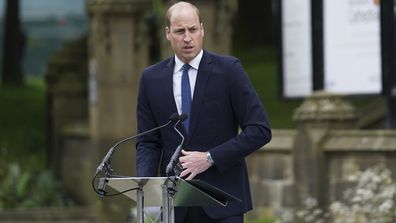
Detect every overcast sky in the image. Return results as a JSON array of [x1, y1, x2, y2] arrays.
[[0, 0, 86, 19]]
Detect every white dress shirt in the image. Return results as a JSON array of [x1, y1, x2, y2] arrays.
[[173, 49, 203, 115]]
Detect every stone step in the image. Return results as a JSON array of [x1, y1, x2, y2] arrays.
[[0, 207, 99, 223]]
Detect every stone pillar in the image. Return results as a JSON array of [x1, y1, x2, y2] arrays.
[[87, 0, 152, 221], [160, 0, 237, 59], [292, 91, 356, 222], [46, 37, 88, 176], [46, 37, 96, 205]]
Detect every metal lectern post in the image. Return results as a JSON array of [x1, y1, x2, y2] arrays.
[[161, 184, 168, 223], [136, 188, 144, 223], [161, 183, 174, 223]]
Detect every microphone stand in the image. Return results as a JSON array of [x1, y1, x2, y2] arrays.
[[96, 114, 179, 175], [163, 116, 187, 222], [166, 119, 185, 177], [94, 113, 179, 196]]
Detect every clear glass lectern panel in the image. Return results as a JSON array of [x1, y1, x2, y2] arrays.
[[106, 177, 241, 207], [106, 177, 168, 206]]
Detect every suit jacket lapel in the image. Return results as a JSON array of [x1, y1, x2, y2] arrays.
[[161, 58, 179, 119], [162, 57, 188, 136], [187, 51, 212, 142]]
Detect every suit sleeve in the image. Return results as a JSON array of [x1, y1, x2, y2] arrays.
[[135, 72, 162, 176], [209, 59, 272, 173]]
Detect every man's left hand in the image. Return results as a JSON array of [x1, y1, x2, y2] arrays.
[[179, 150, 212, 180]]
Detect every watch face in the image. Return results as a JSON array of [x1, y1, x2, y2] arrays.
[[206, 152, 214, 165]]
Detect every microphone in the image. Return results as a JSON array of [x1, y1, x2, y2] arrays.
[[179, 113, 188, 122], [95, 113, 180, 175], [166, 113, 188, 176]]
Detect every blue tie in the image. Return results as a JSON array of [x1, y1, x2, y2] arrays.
[[181, 63, 192, 133]]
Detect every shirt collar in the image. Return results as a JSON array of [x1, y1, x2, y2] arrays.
[[174, 49, 203, 72]]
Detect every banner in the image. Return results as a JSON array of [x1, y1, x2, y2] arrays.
[[324, 0, 381, 94]]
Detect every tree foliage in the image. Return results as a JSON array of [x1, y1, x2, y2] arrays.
[[1, 0, 24, 85]]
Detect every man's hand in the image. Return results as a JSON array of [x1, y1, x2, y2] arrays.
[[179, 150, 212, 180]]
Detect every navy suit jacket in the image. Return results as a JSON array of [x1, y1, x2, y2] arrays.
[[136, 50, 271, 219]]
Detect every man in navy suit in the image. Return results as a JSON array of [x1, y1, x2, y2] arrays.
[[136, 1, 271, 222]]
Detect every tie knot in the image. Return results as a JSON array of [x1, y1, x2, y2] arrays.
[[182, 63, 191, 72]]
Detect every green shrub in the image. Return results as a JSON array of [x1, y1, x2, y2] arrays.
[[0, 162, 67, 209], [275, 166, 396, 223], [0, 78, 64, 209]]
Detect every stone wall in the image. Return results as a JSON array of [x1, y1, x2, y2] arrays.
[[247, 130, 295, 219], [246, 92, 396, 221], [247, 129, 396, 219], [323, 130, 396, 203]]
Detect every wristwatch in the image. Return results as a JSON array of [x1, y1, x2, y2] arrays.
[[206, 152, 215, 166]]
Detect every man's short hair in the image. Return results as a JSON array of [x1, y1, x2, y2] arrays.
[[165, 1, 202, 27]]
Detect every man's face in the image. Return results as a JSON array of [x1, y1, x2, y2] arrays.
[[166, 7, 204, 63]]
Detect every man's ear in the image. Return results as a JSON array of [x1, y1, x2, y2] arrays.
[[165, 26, 170, 40], [201, 23, 204, 38]]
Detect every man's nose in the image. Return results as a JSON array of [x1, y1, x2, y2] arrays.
[[184, 32, 192, 42]]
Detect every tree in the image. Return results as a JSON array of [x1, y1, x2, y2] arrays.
[[234, 0, 274, 46], [1, 0, 24, 85]]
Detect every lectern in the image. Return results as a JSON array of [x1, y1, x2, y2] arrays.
[[103, 176, 240, 223]]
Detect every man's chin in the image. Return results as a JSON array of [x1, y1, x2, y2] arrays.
[[181, 52, 197, 61]]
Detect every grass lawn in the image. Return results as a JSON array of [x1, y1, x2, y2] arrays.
[[0, 78, 47, 171], [234, 45, 302, 128], [246, 218, 276, 223]]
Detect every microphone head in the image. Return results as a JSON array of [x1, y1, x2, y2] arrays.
[[169, 113, 179, 121], [179, 113, 188, 122]]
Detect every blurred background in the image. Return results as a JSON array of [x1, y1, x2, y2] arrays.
[[0, 0, 87, 76], [0, 0, 395, 223]]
